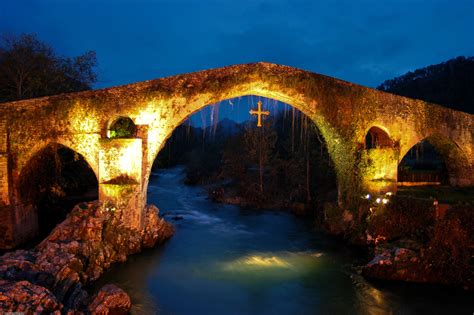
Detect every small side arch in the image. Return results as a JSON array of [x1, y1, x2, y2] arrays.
[[17, 142, 99, 242], [398, 134, 473, 186], [365, 126, 394, 149], [107, 116, 137, 139]]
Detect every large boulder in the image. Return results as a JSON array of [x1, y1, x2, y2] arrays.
[[0, 201, 174, 313], [0, 280, 62, 313], [88, 284, 131, 314], [362, 245, 424, 282], [142, 204, 175, 248]]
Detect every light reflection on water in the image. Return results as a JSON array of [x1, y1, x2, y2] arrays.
[[91, 167, 474, 315]]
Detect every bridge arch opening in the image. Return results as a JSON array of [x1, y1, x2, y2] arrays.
[[108, 116, 137, 139], [398, 134, 471, 187], [148, 96, 338, 217], [18, 143, 98, 242], [365, 126, 393, 149]]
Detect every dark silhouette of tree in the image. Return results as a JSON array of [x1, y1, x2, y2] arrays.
[[0, 33, 97, 102], [242, 123, 277, 193], [378, 56, 474, 114]]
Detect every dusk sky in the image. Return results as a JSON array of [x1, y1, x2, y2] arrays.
[[2, 0, 473, 125], [2, 0, 473, 88]]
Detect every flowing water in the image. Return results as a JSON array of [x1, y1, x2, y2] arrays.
[[92, 167, 474, 314]]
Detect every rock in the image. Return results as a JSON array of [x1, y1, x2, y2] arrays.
[[0, 201, 174, 313], [394, 248, 415, 262], [88, 284, 131, 315], [142, 204, 174, 249], [362, 245, 429, 284], [0, 280, 62, 313]]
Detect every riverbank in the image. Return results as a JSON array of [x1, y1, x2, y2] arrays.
[[0, 201, 174, 313], [361, 204, 473, 290], [209, 185, 317, 216], [323, 197, 473, 290]]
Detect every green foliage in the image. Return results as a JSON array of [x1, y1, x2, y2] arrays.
[[109, 117, 136, 139], [0, 33, 97, 102]]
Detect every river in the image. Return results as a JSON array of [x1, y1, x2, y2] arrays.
[[92, 167, 474, 314]]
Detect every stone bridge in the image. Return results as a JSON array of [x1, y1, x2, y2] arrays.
[[1, 62, 473, 248]]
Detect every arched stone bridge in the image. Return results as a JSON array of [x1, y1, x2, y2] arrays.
[[1, 62, 473, 247]]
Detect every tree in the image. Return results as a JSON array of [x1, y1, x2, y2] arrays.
[[243, 122, 277, 194], [378, 56, 474, 114], [0, 33, 97, 102]]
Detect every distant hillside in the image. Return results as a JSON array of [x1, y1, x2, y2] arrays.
[[378, 56, 474, 114]]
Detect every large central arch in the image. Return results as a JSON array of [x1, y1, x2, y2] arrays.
[[142, 91, 349, 208], [147, 95, 340, 209]]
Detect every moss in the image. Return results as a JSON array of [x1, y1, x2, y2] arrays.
[[108, 117, 136, 139]]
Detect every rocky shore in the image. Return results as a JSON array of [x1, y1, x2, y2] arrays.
[[0, 201, 174, 313], [361, 210, 473, 290], [209, 187, 311, 216], [324, 198, 473, 290], [212, 188, 474, 290]]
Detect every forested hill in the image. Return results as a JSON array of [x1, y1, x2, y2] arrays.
[[377, 56, 474, 114]]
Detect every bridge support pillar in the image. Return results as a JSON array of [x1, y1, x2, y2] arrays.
[[358, 147, 399, 196], [0, 118, 9, 205], [0, 118, 15, 249], [98, 138, 145, 230]]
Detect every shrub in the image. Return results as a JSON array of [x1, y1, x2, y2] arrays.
[[423, 205, 474, 287], [367, 196, 435, 242]]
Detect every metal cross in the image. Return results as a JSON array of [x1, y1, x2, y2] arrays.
[[249, 100, 270, 127]]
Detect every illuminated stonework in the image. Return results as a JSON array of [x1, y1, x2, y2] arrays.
[[0, 62, 473, 248]]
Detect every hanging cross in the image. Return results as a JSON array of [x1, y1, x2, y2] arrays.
[[249, 100, 270, 127]]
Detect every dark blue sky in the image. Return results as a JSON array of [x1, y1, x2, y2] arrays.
[[2, 0, 473, 90]]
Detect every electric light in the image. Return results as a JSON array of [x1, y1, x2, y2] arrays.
[[365, 194, 371, 199], [382, 198, 389, 204], [376, 198, 381, 204]]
